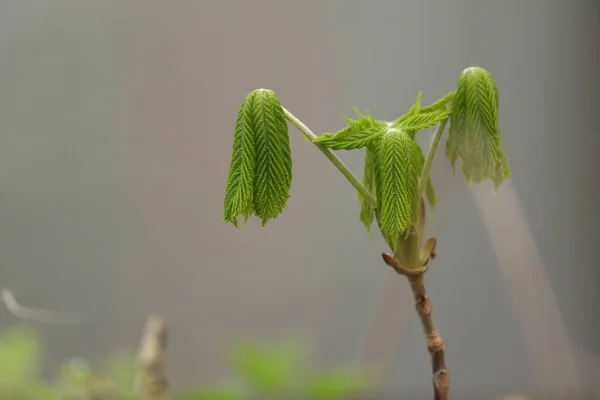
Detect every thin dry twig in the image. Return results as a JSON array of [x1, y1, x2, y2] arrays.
[[1, 288, 83, 324]]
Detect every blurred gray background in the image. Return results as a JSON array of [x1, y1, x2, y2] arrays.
[[0, 0, 598, 398]]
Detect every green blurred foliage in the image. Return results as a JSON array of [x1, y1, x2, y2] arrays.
[[181, 340, 375, 400], [0, 325, 375, 400]]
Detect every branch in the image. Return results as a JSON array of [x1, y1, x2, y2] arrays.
[[1, 288, 83, 324], [380, 204, 449, 400], [282, 107, 377, 208]]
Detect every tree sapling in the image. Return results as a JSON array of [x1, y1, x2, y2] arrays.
[[223, 66, 511, 400]]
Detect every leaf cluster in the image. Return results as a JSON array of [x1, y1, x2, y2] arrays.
[[223, 67, 511, 255], [313, 93, 453, 247]]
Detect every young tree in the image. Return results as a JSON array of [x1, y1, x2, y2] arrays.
[[223, 67, 510, 400]]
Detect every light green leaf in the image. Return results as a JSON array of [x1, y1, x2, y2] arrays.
[[419, 91, 455, 114], [357, 147, 376, 238], [400, 108, 452, 133], [252, 90, 292, 225], [228, 341, 306, 397], [101, 351, 137, 397], [313, 108, 386, 150], [0, 326, 41, 389], [374, 128, 422, 249], [425, 177, 436, 211], [223, 92, 257, 227], [176, 385, 247, 400], [223, 89, 292, 227], [415, 145, 437, 211], [392, 91, 423, 128], [447, 67, 511, 190], [304, 370, 374, 400]]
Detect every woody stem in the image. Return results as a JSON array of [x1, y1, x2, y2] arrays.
[[406, 272, 449, 400]]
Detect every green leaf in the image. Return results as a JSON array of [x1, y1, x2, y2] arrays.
[[392, 91, 423, 128], [101, 351, 137, 396], [176, 385, 247, 400], [223, 89, 292, 227], [357, 147, 376, 238], [0, 326, 41, 389], [447, 67, 511, 190], [223, 92, 257, 227], [400, 108, 452, 133], [419, 91, 455, 114], [415, 145, 437, 212], [313, 107, 386, 150], [374, 128, 422, 249], [425, 177, 436, 211], [228, 341, 306, 397], [252, 90, 292, 225], [304, 370, 374, 400]]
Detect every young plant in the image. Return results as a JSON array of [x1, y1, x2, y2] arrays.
[[223, 67, 511, 400]]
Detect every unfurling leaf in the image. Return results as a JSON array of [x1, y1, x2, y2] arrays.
[[313, 108, 386, 150], [374, 127, 422, 250], [223, 89, 292, 227], [447, 67, 511, 190], [400, 108, 452, 133], [425, 177, 436, 211], [392, 91, 453, 140], [223, 93, 257, 227], [419, 91, 455, 114], [252, 90, 292, 225], [357, 147, 376, 238], [393, 91, 423, 128]]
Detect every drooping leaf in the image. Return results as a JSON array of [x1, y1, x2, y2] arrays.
[[313, 107, 387, 150], [223, 93, 257, 227], [223, 89, 292, 227], [252, 90, 292, 225], [447, 67, 511, 190], [374, 128, 422, 249], [357, 147, 376, 238]]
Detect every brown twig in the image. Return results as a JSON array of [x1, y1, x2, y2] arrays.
[[382, 255, 449, 400], [379, 198, 449, 400], [407, 272, 449, 400]]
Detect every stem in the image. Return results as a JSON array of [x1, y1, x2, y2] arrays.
[[417, 118, 448, 200], [406, 273, 449, 400], [381, 201, 448, 400], [282, 106, 377, 208]]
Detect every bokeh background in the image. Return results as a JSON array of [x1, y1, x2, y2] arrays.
[[0, 1, 598, 398]]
